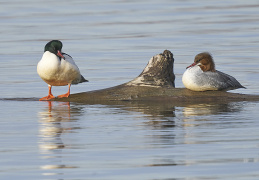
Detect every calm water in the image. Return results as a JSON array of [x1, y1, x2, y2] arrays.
[[1, 0, 259, 179]]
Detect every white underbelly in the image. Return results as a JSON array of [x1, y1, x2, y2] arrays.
[[182, 67, 217, 91], [37, 59, 80, 86]]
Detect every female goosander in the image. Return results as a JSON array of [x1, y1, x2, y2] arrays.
[[37, 40, 88, 101], [182, 52, 245, 91]]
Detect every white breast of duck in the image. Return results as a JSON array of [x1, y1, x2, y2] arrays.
[[37, 51, 81, 86], [182, 65, 219, 91]]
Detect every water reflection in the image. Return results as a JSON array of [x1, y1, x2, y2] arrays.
[[179, 102, 246, 153], [38, 101, 82, 171], [180, 102, 245, 129], [36, 100, 249, 175], [123, 101, 247, 168], [182, 102, 244, 117], [122, 101, 176, 129]]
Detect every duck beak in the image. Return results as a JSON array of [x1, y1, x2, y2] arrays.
[[57, 50, 65, 59], [186, 62, 196, 69]]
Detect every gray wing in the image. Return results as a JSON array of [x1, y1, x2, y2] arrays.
[[204, 71, 245, 91], [62, 53, 88, 84]]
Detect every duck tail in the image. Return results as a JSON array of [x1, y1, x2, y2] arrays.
[[80, 75, 89, 83]]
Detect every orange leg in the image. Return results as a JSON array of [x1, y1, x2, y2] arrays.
[[57, 84, 71, 98], [39, 85, 55, 101]]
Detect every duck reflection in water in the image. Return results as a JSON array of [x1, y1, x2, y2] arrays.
[[182, 102, 244, 118], [38, 101, 82, 170], [180, 102, 245, 133]]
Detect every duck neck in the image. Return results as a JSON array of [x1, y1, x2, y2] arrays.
[[200, 63, 216, 72]]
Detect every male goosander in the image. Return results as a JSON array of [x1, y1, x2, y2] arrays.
[[182, 52, 245, 91], [37, 40, 88, 101]]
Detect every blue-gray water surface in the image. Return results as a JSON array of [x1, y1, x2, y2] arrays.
[[1, 0, 259, 179]]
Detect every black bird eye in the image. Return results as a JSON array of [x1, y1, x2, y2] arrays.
[[196, 58, 202, 63]]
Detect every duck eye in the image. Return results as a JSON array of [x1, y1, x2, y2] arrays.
[[196, 58, 202, 63]]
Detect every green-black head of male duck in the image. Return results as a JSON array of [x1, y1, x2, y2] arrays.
[[44, 40, 65, 59]]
